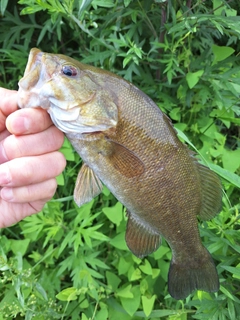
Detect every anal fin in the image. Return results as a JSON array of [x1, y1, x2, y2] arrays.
[[125, 211, 161, 258], [74, 163, 103, 207]]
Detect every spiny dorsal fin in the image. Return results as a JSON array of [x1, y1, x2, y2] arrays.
[[74, 163, 103, 207], [107, 139, 145, 178], [125, 211, 161, 258], [196, 163, 222, 220]]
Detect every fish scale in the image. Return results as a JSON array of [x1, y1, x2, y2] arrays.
[[18, 48, 222, 300]]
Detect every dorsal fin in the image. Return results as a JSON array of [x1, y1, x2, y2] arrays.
[[74, 163, 103, 207], [196, 163, 222, 220], [125, 211, 161, 258]]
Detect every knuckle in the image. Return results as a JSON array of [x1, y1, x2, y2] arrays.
[[47, 125, 65, 150], [3, 135, 23, 160]]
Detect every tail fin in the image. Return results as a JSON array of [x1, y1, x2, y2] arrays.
[[168, 249, 219, 300]]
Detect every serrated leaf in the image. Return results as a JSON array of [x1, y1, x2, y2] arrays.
[[20, 6, 43, 15]]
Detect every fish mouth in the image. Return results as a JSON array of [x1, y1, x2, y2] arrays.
[[18, 49, 43, 91], [18, 48, 58, 109]]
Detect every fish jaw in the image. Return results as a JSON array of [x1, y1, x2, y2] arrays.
[[17, 48, 118, 136]]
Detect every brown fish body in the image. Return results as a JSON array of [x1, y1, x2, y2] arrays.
[[18, 48, 222, 299]]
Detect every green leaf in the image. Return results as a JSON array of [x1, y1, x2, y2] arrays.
[[118, 256, 132, 275], [116, 284, 133, 298], [135, 309, 180, 317], [139, 259, 153, 275], [110, 232, 128, 251], [142, 294, 156, 317], [56, 287, 78, 301], [208, 163, 240, 188], [10, 239, 30, 256], [120, 286, 141, 316], [221, 265, 240, 279], [60, 138, 75, 161], [56, 172, 64, 186], [78, 0, 93, 18], [81, 314, 88, 320], [220, 285, 240, 303], [222, 149, 240, 172], [0, 0, 8, 16], [175, 128, 199, 153], [106, 271, 121, 291], [128, 266, 142, 281], [186, 70, 204, 89], [102, 202, 124, 226], [228, 299, 236, 320], [124, 0, 131, 7], [35, 282, 48, 301], [218, 116, 240, 126], [92, 0, 115, 8], [212, 45, 235, 64]]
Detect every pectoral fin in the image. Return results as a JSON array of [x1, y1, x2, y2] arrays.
[[125, 211, 161, 258], [107, 139, 145, 178], [74, 163, 103, 207]]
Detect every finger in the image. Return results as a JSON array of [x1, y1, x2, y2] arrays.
[[0, 187, 56, 228], [0, 129, 10, 142], [6, 108, 53, 135], [0, 178, 57, 203], [0, 151, 66, 187], [0, 125, 64, 163], [0, 110, 7, 132], [0, 89, 18, 132], [0, 88, 18, 116]]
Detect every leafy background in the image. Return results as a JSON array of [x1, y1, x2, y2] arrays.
[[0, 0, 240, 319]]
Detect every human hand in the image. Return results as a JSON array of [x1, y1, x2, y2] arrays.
[[0, 88, 66, 228]]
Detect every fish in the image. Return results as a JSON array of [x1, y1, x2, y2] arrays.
[[17, 48, 222, 300]]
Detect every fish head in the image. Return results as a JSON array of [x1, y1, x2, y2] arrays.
[[18, 48, 118, 136]]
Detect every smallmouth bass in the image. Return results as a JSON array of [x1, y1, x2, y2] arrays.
[[18, 48, 222, 300]]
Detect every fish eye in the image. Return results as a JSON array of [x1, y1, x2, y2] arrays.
[[62, 65, 78, 77]]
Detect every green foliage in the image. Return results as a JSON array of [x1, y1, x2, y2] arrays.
[[0, 0, 239, 319]]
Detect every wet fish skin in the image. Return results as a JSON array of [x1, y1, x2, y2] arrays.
[[17, 48, 222, 300]]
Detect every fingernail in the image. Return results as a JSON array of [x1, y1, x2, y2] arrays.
[[0, 165, 11, 185], [1, 187, 13, 201], [7, 116, 30, 134]]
